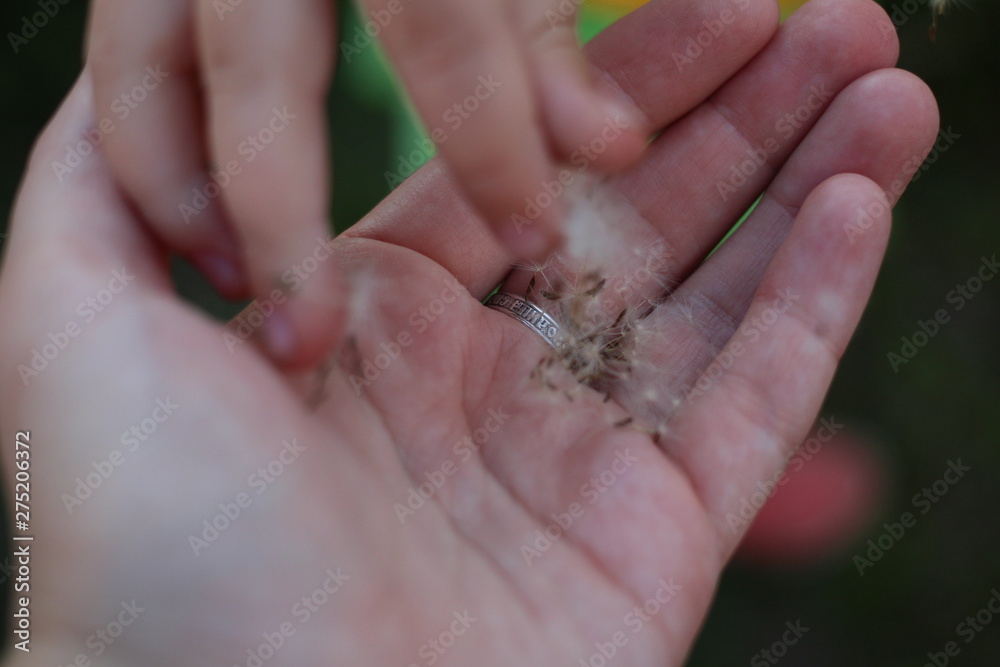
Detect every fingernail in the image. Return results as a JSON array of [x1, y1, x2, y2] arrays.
[[501, 222, 556, 260], [194, 251, 245, 297], [262, 307, 296, 363], [599, 95, 640, 132]]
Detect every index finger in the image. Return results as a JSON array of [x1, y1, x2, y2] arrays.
[[195, 0, 345, 369], [346, 0, 781, 296]]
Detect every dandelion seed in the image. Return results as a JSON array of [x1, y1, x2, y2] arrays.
[[584, 278, 607, 297], [519, 177, 691, 446]]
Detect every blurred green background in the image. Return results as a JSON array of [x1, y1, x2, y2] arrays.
[[1, 0, 998, 664]]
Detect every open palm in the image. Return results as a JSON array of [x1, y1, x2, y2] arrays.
[[0, 0, 938, 665]]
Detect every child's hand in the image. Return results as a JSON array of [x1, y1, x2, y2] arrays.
[[86, 0, 646, 370], [88, 1, 344, 369], [355, 0, 648, 256]]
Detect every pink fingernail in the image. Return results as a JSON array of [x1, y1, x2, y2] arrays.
[[500, 223, 557, 260], [194, 252, 245, 296], [599, 95, 640, 132], [262, 307, 296, 363]]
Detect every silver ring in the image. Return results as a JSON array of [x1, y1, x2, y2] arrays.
[[485, 292, 563, 349]]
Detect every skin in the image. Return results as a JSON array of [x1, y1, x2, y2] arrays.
[[0, 0, 938, 665], [85, 0, 647, 369]]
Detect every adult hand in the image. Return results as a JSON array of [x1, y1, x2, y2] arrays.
[[2, 1, 937, 665]]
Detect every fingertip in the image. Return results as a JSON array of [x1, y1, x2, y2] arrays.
[[586, 94, 649, 171], [814, 172, 891, 215], [252, 244, 348, 371], [498, 217, 563, 261], [788, 0, 900, 72], [803, 172, 893, 254], [190, 250, 249, 300], [261, 305, 298, 363], [536, 61, 647, 172]]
